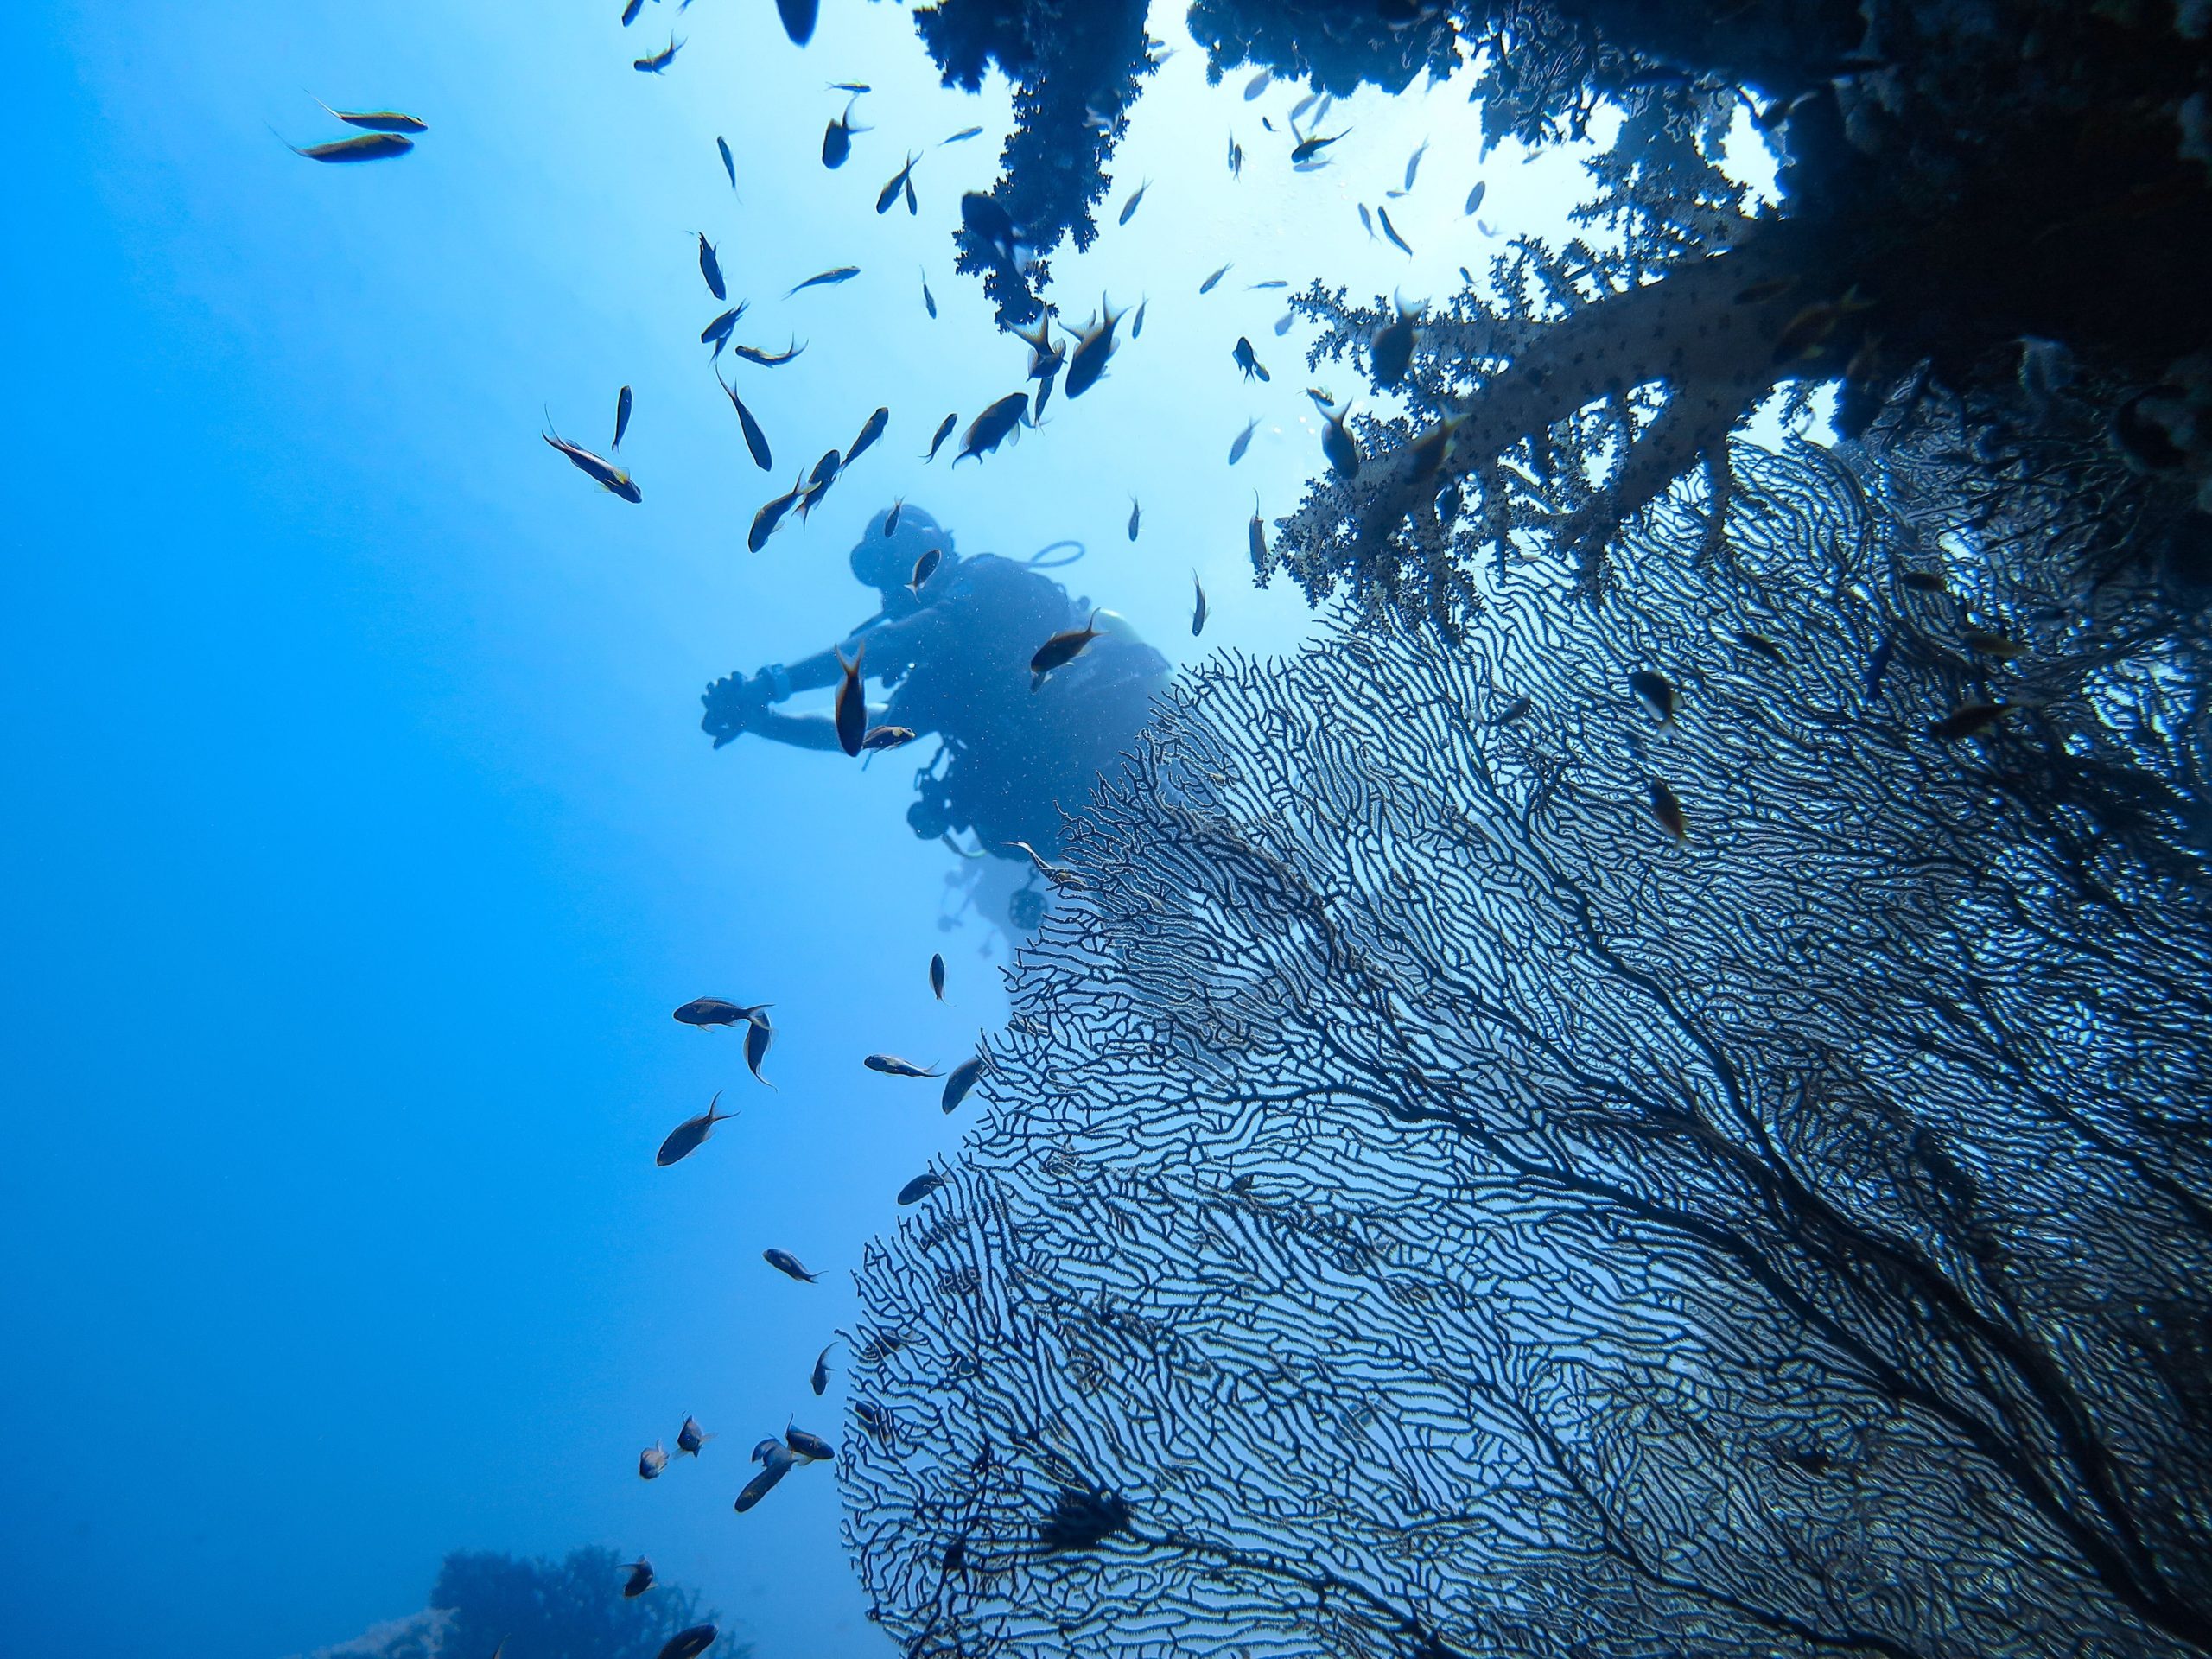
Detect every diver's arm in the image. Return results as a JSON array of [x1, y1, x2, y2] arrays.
[[775, 607, 942, 695], [741, 709, 849, 752]]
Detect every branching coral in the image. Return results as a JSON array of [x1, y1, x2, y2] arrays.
[[839, 443, 2212, 1659], [1194, 0, 2211, 624], [914, 0, 1159, 326]]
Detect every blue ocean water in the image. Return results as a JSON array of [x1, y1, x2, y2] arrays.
[[0, 3, 1627, 1656]]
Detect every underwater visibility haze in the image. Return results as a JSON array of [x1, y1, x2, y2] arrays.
[[3, 3, 2210, 1659]]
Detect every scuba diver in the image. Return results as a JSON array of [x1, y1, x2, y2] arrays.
[[701, 505, 1171, 932]]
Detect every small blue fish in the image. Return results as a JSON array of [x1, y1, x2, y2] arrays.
[[308, 98, 427, 135], [1403, 137, 1429, 192], [655, 1091, 734, 1166], [764, 1249, 819, 1283], [696, 232, 726, 302], [924, 412, 957, 461], [785, 266, 860, 297], [921, 268, 937, 319], [866, 1053, 941, 1078], [942, 125, 984, 144], [280, 130, 413, 163], [1377, 205, 1414, 257], [822, 96, 868, 168], [634, 35, 683, 73], [1228, 416, 1258, 465], [1117, 178, 1150, 226], [898, 1171, 947, 1205], [718, 136, 737, 189], [1199, 264, 1230, 295], [941, 1056, 985, 1115], [613, 385, 632, 450], [1192, 571, 1208, 636]]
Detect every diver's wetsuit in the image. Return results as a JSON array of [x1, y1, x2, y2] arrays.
[[702, 514, 1169, 861]]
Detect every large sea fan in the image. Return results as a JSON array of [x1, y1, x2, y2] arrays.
[[841, 442, 2212, 1659]]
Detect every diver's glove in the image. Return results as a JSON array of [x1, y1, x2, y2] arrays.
[[701, 671, 773, 747]]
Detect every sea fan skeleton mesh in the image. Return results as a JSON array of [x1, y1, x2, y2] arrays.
[[841, 443, 2212, 1659]]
